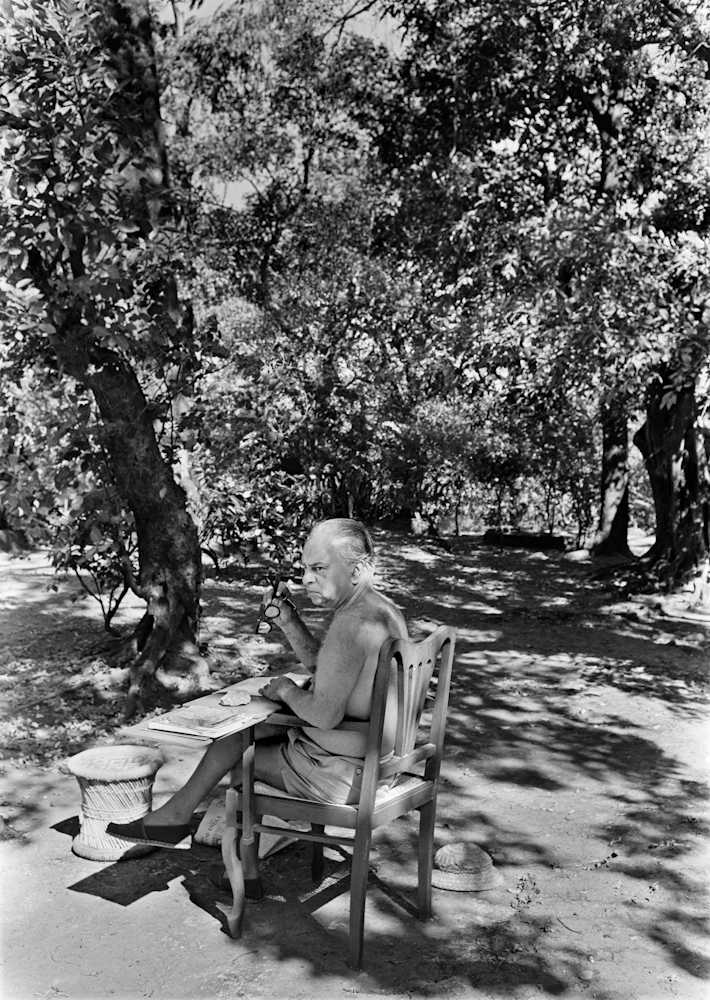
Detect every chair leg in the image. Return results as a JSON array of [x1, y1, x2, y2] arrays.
[[215, 785, 246, 938], [348, 828, 371, 971], [239, 811, 264, 899], [310, 824, 325, 882], [239, 733, 263, 899], [417, 800, 436, 920]]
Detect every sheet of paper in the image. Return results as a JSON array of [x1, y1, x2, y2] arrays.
[[146, 670, 310, 738]]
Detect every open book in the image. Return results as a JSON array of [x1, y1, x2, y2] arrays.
[[147, 672, 310, 739]]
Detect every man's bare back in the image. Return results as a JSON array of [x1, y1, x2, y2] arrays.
[[303, 586, 407, 758]]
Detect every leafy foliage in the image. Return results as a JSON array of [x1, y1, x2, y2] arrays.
[[2, 0, 710, 617]]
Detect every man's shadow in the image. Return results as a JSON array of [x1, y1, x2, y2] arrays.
[[52, 814, 235, 931], [53, 816, 408, 937]]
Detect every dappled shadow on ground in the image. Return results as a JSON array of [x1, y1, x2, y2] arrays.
[[54, 829, 576, 995], [0, 769, 68, 845], [39, 673, 707, 995], [376, 532, 709, 702], [0, 552, 138, 659], [62, 825, 227, 912], [202, 847, 574, 995], [370, 531, 709, 990], [424, 643, 709, 987], [2, 535, 709, 997]]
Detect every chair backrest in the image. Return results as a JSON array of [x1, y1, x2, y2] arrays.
[[265, 625, 456, 807], [364, 625, 456, 785]]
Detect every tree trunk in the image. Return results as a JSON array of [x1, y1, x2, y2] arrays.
[[591, 395, 632, 557], [99, 0, 208, 714], [90, 0, 205, 715], [697, 414, 710, 607], [54, 326, 204, 715], [633, 366, 709, 599]]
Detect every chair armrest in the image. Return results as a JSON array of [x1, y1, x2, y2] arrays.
[[267, 712, 369, 733]]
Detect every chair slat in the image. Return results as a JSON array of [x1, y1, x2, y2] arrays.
[[378, 743, 436, 779]]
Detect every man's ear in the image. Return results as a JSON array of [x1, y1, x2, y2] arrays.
[[351, 561, 363, 582]]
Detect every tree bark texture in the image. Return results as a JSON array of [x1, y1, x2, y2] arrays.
[[591, 395, 631, 557], [54, 332, 202, 715], [633, 366, 709, 596]]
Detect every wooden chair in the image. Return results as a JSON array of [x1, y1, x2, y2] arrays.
[[219, 625, 456, 970]]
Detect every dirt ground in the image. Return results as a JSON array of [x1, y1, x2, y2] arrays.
[[1, 528, 709, 1000]]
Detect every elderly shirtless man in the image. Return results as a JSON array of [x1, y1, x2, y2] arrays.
[[109, 518, 407, 859]]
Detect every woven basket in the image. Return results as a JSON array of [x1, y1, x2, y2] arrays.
[[66, 745, 165, 862]]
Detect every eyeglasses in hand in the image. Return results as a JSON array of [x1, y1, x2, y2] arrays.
[[255, 576, 294, 635], [255, 602, 283, 635]]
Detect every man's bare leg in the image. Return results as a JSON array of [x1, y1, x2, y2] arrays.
[[134, 722, 288, 829]]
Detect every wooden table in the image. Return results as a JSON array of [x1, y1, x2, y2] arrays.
[[119, 672, 308, 937]]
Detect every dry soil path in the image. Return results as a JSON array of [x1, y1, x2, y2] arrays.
[[0, 533, 708, 1000]]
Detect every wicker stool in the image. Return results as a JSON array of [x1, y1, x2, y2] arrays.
[[66, 745, 165, 861]]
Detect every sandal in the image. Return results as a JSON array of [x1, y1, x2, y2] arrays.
[[107, 818, 192, 850]]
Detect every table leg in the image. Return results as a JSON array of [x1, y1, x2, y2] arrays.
[[215, 732, 248, 938]]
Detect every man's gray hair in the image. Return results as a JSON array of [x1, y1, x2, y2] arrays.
[[315, 518, 377, 575]]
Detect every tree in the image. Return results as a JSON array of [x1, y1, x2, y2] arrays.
[[634, 345, 710, 590], [0, 0, 206, 714], [158, 0, 442, 524], [591, 392, 632, 557], [373, 0, 710, 591]]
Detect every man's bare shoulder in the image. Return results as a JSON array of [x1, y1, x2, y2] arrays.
[[330, 588, 407, 645]]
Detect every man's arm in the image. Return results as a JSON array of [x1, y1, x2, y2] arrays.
[[260, 616, 381, 729], [278, 612, 320, 671], [264, 587, 320, 670]]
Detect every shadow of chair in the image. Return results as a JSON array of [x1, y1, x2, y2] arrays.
[[219, 624, 456, 970]]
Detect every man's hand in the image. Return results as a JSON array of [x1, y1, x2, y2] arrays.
[[261, 582, 297, 629], [258, 579, 320, 674], [259, 675, 297, 703]]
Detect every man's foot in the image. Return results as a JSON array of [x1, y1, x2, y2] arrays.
[[106, 817, 192, 850], [208, 862, 264, 900]]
